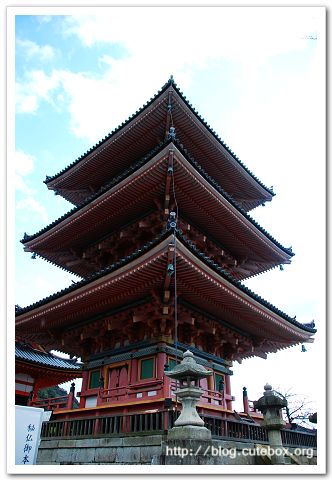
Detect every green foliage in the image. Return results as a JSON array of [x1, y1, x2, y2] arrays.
[[38, 385, 68, 399], [38, 385, 79, 408]]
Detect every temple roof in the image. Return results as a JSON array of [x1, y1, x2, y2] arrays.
[[21, 141, 293, 280], [15, 341, 82, 371], [44, 77, 274, 211], [16, 229, 316, 354]]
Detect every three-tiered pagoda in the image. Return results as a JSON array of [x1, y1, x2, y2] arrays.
[[15, 77, 315, 420]]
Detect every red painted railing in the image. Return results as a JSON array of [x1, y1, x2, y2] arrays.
[[170, 381, 225, 406], [30, 394, 73, 411], [99, 379, 163, 403]]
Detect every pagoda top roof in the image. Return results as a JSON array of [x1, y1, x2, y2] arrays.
[[16, 227, 316, 338], [15, 341, 82, 371], [21, 139, 293, 266], [44, 76, 274, 210]]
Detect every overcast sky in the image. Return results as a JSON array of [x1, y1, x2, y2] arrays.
[[12, 6, 325, 413]]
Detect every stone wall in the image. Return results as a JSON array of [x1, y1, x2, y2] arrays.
[[37, 435, 317, 465], [37, 434, 164, 465]]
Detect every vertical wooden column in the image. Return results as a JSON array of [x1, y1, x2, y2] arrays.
[[130, 357, 138, 398], [242, 386, 249, 413], [66, 382, 75, 410], [79, 371, 89, 408], [157, 350, 167, 398], [225, 374, 232, 410], [28, 384, 38, 406]]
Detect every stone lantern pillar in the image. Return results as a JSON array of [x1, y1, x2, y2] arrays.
[[164, 350, 212, 440], [254, 383, 288, 465]]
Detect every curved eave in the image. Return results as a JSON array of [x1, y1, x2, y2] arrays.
[[44, 77, 273, 208], [16, 231, 316, 344], [16, 358, 82, 375], [21, 142, 293, 277], [15, 342, 82, 369]]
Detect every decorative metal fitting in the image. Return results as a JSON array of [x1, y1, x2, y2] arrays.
[[167, 211, 177, 230], [167, 126, 176, 140], [167, 263, 175, 276]]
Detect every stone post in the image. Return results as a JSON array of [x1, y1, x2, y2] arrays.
[[254, 384, 288, 465]]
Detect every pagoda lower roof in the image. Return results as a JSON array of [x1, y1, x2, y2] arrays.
[[16, 230, 316, 351], [15, 341, 82, 371], [44, 77, 273, 211], [21, 141, 292, 279]]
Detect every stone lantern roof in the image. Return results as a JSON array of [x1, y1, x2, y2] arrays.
[[164, 350, 213, 381], [254, 383, 288, 412]]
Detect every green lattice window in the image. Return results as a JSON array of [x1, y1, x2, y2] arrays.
[[215, 373, 225, 392], [168, 357, 179, 371], [140, 357, 154, 380], [89, 370, 100, 389]]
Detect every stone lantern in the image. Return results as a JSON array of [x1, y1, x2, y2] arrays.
[[254, 384, 288, 464], [164, 350, 212, 440]]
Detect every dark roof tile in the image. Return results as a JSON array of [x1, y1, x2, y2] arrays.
[[15, 342, 83, 370]]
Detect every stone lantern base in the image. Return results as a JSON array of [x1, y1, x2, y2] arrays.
[[167, 424, 212, 441]]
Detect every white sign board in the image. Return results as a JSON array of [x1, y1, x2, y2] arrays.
[[15, 405, 44, 465]]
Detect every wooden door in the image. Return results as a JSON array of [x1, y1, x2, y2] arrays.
[[108, 365, 128, 401]]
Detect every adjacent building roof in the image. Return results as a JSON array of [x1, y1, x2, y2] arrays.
[[16, 341, 82, 371]]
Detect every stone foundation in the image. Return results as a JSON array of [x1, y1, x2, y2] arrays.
[[37, 435, 317, 465]]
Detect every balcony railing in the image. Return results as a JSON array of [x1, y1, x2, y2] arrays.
[[170, 381, 225, 407], [30, 395, 73, 411], [40, 409, 316, 449], [281, 428, 317, 448], [203, 415, 268, 443]]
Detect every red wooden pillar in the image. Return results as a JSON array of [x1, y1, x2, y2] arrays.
[[29, 379, 41, 406], [243, 386, 249, 414], [80, 371, 89, 408], [66, 382, 75, 410], [157, 350, 167, 397], [225, 374, 232, 410], [130, 357, 138, 394]]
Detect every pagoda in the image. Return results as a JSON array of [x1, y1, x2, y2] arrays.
[[15, 77, 315, 421]]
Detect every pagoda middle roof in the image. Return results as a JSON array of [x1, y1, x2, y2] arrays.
[[44, 77, 274, 211], [16, 228, 316, 350], [21, 140, 293, 279]]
